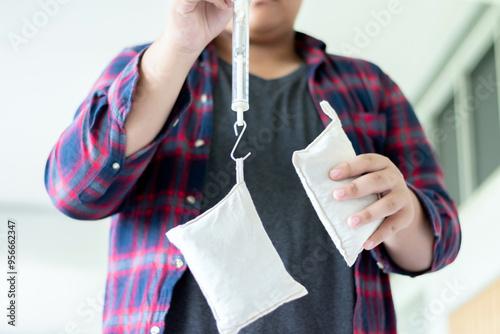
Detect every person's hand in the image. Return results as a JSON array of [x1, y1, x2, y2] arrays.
[[164, 0, 234, 56], [329, 153, 416, 251]]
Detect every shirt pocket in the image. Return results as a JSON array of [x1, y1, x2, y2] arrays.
[[340, 113, 387, 155]]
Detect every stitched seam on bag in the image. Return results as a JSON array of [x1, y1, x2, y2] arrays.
[[176, 182, 244, 229]]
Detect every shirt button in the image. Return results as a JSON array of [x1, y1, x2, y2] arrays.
[[172, 118, 179, 127], [112, 162, 120, 170], [194, 139, 205, 148], [201, 94, 208, 103], [186, 196, 196, 205], [174, 258, 185, 269], [150, 326, 160, 334], [376, 262, 385, 270]]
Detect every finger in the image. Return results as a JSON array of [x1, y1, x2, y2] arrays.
[[346, 193, 403, 228], [333, 170, 398, 201], [363, 210, 408, 250], [329, 154, 390, 181]]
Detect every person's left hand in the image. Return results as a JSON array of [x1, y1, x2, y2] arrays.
[[329, 153, 416, 251]]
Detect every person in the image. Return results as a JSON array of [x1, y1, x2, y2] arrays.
[[44, 0, 461, 333]]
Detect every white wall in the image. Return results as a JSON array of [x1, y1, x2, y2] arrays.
[[0, 206, 110, 333], [0, 0, 492, 333]]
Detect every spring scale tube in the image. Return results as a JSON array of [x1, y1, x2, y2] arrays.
[[231, 0, 250, 126]]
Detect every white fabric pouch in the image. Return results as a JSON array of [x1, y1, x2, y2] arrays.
[[166, 158, 308, 334], [292, 101, 384, 266]]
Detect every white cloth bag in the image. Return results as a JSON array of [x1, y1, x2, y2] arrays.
[[292, 101, 384, 266], [166, 158, 308, 334]]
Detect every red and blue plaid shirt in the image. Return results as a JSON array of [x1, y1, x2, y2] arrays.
[[45, 32, 461, 334]]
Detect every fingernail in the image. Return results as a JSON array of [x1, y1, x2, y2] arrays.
[[349, 216, 360, 228], [365, 240, 374, 250], [334, 188, 345, 199], [330, 169, 341, 179]]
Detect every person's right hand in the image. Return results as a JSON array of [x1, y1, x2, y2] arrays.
[[164, 0, 234, 56]]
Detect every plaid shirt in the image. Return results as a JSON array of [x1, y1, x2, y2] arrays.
[[45, 32, 461, 334]]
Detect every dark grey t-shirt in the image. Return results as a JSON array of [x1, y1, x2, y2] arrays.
[[164, 58, 355, 334]]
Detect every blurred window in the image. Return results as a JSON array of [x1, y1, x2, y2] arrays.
[[436, 99, 461, 204], [470, 46, 500, 186]]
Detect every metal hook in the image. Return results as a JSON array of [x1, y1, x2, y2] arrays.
[[230, 120, 251, 162]]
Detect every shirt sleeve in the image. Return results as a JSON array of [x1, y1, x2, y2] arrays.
[[368, 67, 462, 277], [44, 45, 192, 220]]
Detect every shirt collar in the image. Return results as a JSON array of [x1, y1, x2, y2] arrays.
[[202, 31, 328, 72], [294, 31, 328, 67]]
